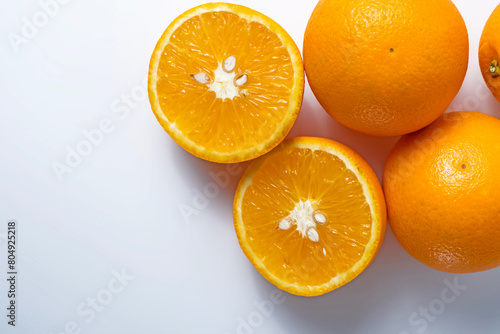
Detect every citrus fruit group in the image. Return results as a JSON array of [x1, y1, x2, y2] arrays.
[[479, 3, 500, 102], [383, 111, 500, 273], [233, 137, 386, 296], [303, 0, 469, 137], [148, 3, 304, 163]]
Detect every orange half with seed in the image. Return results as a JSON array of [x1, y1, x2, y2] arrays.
[[148, 3, 304, 163], [233, 137, 387, 296]]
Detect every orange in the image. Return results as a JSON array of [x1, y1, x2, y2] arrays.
[[479, 3, 500, 102], [383, 111, 500, 273], [148, 3, 304, 163], [303, 0, 469, 137], [233, 137, 386, 296]]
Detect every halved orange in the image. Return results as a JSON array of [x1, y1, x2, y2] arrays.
[[148, 3, 304, 163], [233, 137, 387, 296]]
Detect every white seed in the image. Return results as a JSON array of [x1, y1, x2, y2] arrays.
[[234, 74, 248, 87], [323, 248, 327, 256], [278, 218, 292, 230], [192, 73, 211, 84], [307, 227, 319, 242], [223, 56, 236, 73], [313, 212, 327, 224], [239, 89, 250, 98]]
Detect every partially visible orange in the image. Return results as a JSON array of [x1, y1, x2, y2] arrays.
[[479, 3, 500, 102], [148, 3, 304, 163], [233, 137, 386, 296], [383, 111, 500, 273], [303, 0, 469, 137]]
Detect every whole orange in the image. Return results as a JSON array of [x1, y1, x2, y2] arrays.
[[383, 111, 500, 273], [479, 3, 500, 102], [303, 0, 469, 137]]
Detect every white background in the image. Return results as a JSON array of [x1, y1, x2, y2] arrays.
[[1, 0, 500, 333]]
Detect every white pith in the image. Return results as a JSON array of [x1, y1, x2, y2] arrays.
[[204, 60, 243, 100], [192, 56, 249, 100], [278, 200, 325, 242]]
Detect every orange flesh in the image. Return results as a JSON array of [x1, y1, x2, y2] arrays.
[[155, 11, 295, 154], [241, 147, 373, 286]]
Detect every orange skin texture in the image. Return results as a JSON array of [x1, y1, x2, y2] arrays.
[[383, 112, 500, 273], [479, 3, 500, 102], [304, 0, 469, 137]]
